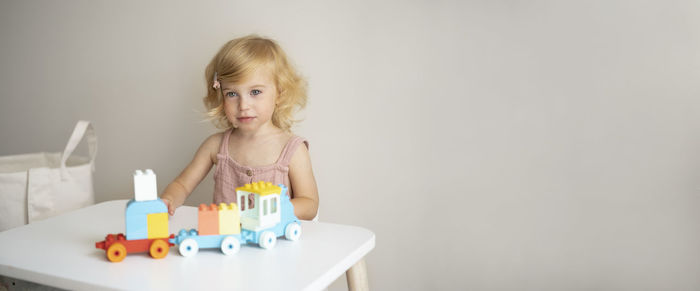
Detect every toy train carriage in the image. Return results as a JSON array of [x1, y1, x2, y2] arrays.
[[169, 203, 243, 256], [170, 182, 301, 257], [95, 233, 174, 263], [95, 170, 173, 262]]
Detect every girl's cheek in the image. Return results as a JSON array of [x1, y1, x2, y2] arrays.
[[223, 105, 239, 128]]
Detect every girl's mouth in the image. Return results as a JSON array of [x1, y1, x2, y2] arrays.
[[237, 117, 255, 123]]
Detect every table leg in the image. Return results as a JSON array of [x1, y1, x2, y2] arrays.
[[346, 258, 369, 291]]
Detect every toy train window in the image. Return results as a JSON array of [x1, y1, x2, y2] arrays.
[[238, 192, 258, 213], [262, 198, 277, 216]]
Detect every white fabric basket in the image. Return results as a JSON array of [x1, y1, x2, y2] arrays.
[[0, 120, 97, 231]]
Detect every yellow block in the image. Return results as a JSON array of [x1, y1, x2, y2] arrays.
[[218, 203, 240, 235], [236, 181, 281, 196], [147, 213, 169, 239]]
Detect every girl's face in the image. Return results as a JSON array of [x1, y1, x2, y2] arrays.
[[221, 67, 278, 133]]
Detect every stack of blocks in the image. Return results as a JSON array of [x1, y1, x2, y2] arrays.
[[198, 203, 240, 236], [125, 169, 169, 240]]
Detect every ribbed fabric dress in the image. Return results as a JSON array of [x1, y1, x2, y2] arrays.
[[213, 129, 308, 204]]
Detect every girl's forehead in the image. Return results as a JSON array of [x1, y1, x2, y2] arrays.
[[223, 67, 275, 88]]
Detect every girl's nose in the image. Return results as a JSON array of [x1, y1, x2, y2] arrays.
[[238, 96, 251, 110]]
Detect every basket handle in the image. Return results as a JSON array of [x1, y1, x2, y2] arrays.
[[60, 120, 97, 180]]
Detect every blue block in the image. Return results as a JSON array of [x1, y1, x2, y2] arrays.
[[196, 234, 234, 249], [279, 185, 298, 227], [126, 199, 167, 215], [126, 213, 147, 240], [125, 199, 168, 240], [240, 230, 257, 244], [169, 229, 199, 245], [169, 229, 241, 250]]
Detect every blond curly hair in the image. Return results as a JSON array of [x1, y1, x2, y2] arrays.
[[204, 35, 307, 131]]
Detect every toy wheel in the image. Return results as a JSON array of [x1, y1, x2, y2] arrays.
[[220, 236, 241, 255], [149, 239, 170, 259], [259, 231, 277, 249], [179, 238, 199, 257], [284, 222, 302, 241], [107, 242, 127, 262]]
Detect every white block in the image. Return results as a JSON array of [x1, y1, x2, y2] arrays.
[[133, 169, 157, 201]]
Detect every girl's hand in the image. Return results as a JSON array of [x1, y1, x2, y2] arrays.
[[161, 197, 174, 216], [160, 195, 182, 216]]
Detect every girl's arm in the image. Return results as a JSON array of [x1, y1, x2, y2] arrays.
[[160, 133, 221, 215], [288, 144, 319, 220]]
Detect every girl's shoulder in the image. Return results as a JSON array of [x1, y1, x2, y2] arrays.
[[286, 133, 310, 163], [201, 131, 227, 163], [203, 131, 226, 147]]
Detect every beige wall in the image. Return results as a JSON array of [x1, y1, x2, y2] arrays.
[[2, 0, 700, 289]]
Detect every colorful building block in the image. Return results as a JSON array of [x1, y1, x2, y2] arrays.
[[198, 204, 219, 236], [125, 211, 148, 240], [125, 199, 168, 240], [236, 181, 282, 196], [147, 213, 169, 239], [218, 203, 240, 235], [133, 169, 157, 201]]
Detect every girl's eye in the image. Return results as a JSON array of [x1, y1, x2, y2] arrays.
[[225, 91, 238, 98], [251, 89, 262, 96]]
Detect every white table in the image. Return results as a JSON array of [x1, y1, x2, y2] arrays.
[[0, 200, 375, 290]]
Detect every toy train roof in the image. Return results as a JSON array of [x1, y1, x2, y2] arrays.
[[236, 181, 282, 196]]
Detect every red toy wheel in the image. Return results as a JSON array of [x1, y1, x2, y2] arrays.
[[149, 239, 169, 259], [107, 243, 127, 262]]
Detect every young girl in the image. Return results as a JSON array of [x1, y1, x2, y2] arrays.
[[160, 35, 319, 220]]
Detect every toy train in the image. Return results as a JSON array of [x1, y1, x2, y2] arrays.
[[95, 169, 301, 262]]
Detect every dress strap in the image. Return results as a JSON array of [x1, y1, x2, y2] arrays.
[[277, 136, 308, 166], [218, 129, 233, 156]]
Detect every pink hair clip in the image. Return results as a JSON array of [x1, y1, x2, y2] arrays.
[[213, 72, 220, 89]]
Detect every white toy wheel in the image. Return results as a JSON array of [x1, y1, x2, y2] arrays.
[[220, 236, 241, 255], [179, 238, 199, 257], [259, 231, 277, 249], [284, 222, 301, 241]]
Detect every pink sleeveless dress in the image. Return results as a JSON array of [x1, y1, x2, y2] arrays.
[[213, 130, 308, 204]]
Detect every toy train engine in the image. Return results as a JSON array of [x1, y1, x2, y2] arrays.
[[95, 169, 174, 262], [236, 182, 302, 248]]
